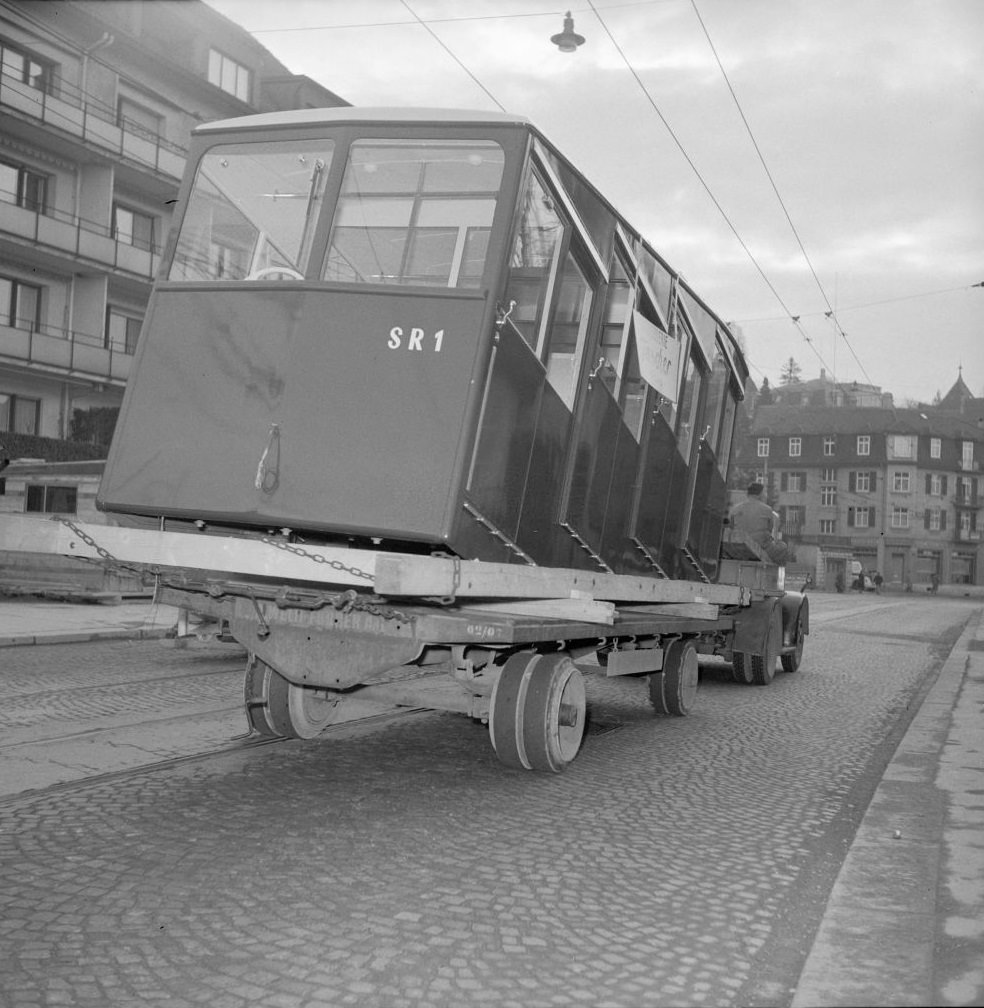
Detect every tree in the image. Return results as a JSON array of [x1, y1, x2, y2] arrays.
[[779, 357, 802, 385], [757, 377, 775, 405], [69, 407, 119, 449]]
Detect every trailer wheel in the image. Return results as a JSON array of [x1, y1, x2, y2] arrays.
[[649, 638, 699, 716], [489, 652, 586, 773], [781, 617, 805, 674], [244, 655, 339, 739], [731, 652, 753, 684], [244, 654, 279, 737]]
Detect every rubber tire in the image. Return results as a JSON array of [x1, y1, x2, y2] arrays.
[[489, 652, 586, 772], [244, 654, 338, 739], [751, 620, 779, 686], [781, 620, 804, 673], [732, 651, 753, 684], [650, 639, 699, 716]]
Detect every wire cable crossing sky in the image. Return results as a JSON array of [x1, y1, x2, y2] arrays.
[[207, 0, 983, 403]]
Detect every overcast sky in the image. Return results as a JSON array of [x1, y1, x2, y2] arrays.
[[204, 0, 983, 405]]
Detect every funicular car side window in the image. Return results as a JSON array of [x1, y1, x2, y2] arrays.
[[323, 139, 504, 287], [502, 169, 565, 350], [169, 140, 334, 281]]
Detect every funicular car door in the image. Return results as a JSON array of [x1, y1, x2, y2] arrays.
[[619, 253, 690, 579], [560, 243, 651, 573], [684, 329, 741, 580]]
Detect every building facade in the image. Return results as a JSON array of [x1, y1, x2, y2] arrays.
[[0, 0, 345, 452], [741, 379, 983, 589]]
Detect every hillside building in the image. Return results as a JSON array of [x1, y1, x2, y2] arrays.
[[741, 373, 983, 589], [0, 0, 345, 454]]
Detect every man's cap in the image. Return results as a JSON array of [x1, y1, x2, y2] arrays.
[[747, 482, 764, 495]]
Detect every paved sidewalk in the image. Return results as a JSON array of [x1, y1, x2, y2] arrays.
[[0, 596, 180, 646], [793, 604, 984, 1008], [0, 595, 981, 1006]]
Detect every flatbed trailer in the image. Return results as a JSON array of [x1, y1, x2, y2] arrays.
[[0, 515, 807, 772], [2, 107, 814, 772]]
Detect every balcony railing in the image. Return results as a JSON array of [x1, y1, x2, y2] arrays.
[[0, 318, 132, 385], [0, 66, 187, 179], [0, 188, 162, 280], [957, 529, 981, 542], [957, 459, 981, 472], [953, 494, 982, 510]]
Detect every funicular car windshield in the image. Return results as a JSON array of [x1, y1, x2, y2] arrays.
[[323, 139, 504, 288], [169, 140, 335, 281], [168, 135, 506, 290]]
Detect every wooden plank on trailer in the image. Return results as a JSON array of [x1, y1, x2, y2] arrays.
[[617, 602, 719, 620], [0, 515, 376, 588], [374, 553, 747, 606], [461, 598, 616, 625]]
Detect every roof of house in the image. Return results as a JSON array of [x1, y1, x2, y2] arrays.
[[751, 404, 984, 440]]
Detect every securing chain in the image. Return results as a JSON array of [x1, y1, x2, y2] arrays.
[[260, 535, 374, 582], [54, 517, 162, 582], [51, 518, 410, 621]]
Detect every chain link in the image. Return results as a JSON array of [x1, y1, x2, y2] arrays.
[[261, 536, 374, 582], [52, 518, 408, 620], [54, 517, 161, 581]]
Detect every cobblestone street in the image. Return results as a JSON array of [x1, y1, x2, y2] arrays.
[[0, 595, 978, 1007]]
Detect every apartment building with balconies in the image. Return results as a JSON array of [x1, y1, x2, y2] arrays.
[[0, 0, 345, 454], [738, 374, 983, 589]]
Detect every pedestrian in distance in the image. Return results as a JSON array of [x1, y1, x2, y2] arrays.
[[873, 571, 883, 594], [802, 572, 814, 592], [930, 572, 940, 594]]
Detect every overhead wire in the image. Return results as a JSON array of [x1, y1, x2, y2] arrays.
[[234, 2, 977, 389], [399, 0, 506, 112], [584, 0, 837, 378], [688, 0, 874, 387]]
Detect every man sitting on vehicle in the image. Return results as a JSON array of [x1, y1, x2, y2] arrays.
[[728, 482, 790, 564]]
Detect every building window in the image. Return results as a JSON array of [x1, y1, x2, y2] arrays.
[[788, 437, 801, 457], [0, 392, 41, 434], [117, 96, 163, 141], [0, 158, 49, 213], [891, 506, 909, 529], [113, 204, 156, 251], [856, 435, 870, 456], [956, 477, 975, 505], [208, 48, 251, 101], [962, 441, 975, 471], [853, 471, 872, 493], [823, 436, 836, 456], [927, 508, 944, 532], [821, 467, 837, 481], [0, 275, 42, 331], [781, 505, 805, 531], [106, 307, 142, 354], [0, 40, 53, 93], [930, 437, 941, 459], [756, 438, 770, 458], [819, 518, 836, 535], [821, 485, 837, 507], [782, 472, 805, 493], [25, 484, 78, 514], [893, 471, 911, 493], [850, 507, 873, 528], [887, 434, 916, 459]]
